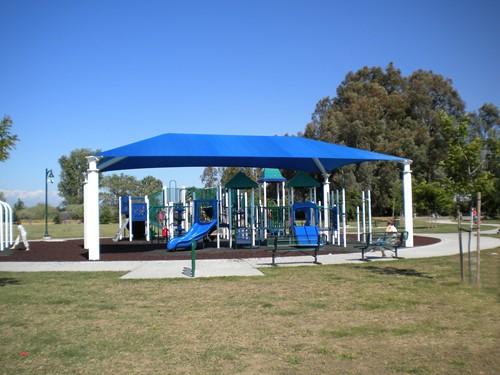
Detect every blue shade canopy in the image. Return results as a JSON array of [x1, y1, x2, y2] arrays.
[[97, 133, 407, 173]]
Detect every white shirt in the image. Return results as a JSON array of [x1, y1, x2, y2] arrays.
[[386, 224, 397, 233], [17, 224, 27, 237]]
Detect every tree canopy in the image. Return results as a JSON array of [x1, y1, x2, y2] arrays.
[[198, 64, 498, 216], [0, 115, 19, 162], [100, 173, 163, 207], [302, 63, 498, 216], [58, 148, 99, 205]]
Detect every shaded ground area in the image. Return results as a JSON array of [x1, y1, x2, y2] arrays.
[[0, 235, 439, 262]]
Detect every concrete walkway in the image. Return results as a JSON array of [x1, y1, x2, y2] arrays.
[[0, 231, 499, 279]]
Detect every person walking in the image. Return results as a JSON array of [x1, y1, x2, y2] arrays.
[[11, 220, 30, 251]]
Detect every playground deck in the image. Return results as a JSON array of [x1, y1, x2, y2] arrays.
[[0, 236, 439, 262]]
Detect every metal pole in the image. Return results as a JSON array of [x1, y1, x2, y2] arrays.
[[191, 239, 196, 277], [44, 168, 49, 239]]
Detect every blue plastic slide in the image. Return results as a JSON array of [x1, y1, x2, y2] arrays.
[[293, 225, 319, 246], [167, 221, 217, 251]]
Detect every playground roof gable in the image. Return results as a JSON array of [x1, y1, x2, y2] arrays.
[[287, 171, 321, 188], [97, 133, 407, 173], [224, 171, 258, 189], [258, 168, 286, 183]]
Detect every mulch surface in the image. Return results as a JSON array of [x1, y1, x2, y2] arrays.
[[0, 235, 439, 262]]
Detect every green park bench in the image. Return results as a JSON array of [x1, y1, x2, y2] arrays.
[[361, 231, 408, 260], [269, 235, 322, 266]]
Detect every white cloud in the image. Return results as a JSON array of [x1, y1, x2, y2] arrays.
[[0, 189, 62, 207]]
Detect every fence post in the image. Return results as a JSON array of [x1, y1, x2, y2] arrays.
[[457, 211, 464, 282], [476, 192, 481, 285], [191, 239, 196, 277]]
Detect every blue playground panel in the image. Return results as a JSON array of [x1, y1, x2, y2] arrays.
[[291, 201, 321, 247], [293, 225, 320, 246], [120, 196, 147, 221]]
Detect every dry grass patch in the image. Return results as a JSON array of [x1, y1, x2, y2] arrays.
[[1, 249, 499, 374]]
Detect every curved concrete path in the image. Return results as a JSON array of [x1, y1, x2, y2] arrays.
[[0, 231, 499, 279]]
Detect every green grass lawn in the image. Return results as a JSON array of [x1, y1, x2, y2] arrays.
[[1, 249, 499, 374], [21, 223, 117, 240]]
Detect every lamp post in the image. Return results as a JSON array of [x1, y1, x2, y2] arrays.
[[44, 168, 54, 240]]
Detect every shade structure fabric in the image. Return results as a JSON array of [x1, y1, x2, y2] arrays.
[[98, 133, 407, 173], [258, 168, 286, 183], [224, 171, 258, 189], [287, 171, 321, 188]]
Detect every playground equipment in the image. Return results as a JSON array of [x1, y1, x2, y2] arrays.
[[110, 170, 374, 252], [114, 182, 190, 243], [225, 171, 257, 248], [259, 169, 287, 240], [167, 199, 218, 250], [0, 200, 14, 251], [358, 190, 372, 242], [114, 196, 150, 241], [330, 188, 347, 247], [291, 201, 321, 246]]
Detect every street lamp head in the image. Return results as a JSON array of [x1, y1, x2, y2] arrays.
[[46, 169, 55, 184]]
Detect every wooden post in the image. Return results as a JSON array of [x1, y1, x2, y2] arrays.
[[476, 192, 481, 285], [467, 207, 472, 284], [457, 210, 464, 282]]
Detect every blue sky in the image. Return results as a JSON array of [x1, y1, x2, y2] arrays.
[[1, 0, 499, 206]]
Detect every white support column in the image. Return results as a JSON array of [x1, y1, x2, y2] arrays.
[[322, 175, 330, 243], [228, 189, 233, 248], [356, 206, 360, 242], [0, 201, 5, 251], [342, 188, 347, 248], [4, 202, 13, 246], [403, 161, 414, 247], [117, 194, 122, 241], [251, 189, 255, 247], [145, 195, 150, 241], [336, 190, 341, 246], [217, 185, 221, 249], [282, 181, 286, 229], [128, 195, 133, 242], [367, 190, 372, 237], [180, 186, 186, 206], [244, 191, 248, 227], [263, 182, 267, 239], [276, 183, 280, 207], [282, 182, 285, 206], [362, 191, 366, 242], [86, 156, 100, 261], [83, 179, 89, 249]]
